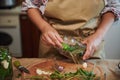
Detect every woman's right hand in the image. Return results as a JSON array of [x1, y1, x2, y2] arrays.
[[40, 25, 63, 48], [27, 8, 63, 48]]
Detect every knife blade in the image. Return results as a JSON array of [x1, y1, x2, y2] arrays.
[[13, 60, 30, 74], [118, 62, 120, 69]]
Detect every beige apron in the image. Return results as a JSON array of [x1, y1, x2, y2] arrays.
[[39, 0, 105, 59]]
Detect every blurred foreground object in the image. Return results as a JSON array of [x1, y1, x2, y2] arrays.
[[0, 46, 13, 80]]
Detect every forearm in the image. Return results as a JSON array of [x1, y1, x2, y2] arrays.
[[27, 8, 63, 47], [27, 8, 50, 33], [95, 12, 115, 39]]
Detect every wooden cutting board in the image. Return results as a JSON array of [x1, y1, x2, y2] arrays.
[[22, 59, 104, 80]]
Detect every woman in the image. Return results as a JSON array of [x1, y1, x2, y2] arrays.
[[22, 0, 120, 60]]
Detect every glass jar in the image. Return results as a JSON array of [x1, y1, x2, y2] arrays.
[[0, 46, 13, 80]]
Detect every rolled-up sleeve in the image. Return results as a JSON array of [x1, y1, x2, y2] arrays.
[[101, 0, 120, 21], [22, 0, 48, 14]]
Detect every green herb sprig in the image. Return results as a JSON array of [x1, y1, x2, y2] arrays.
[[62, 43, 78, 52], [24, 68, 100, 80], [50, 68, 100, 80]]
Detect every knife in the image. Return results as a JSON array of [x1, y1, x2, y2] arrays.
[[118, 62, 120, 69], [13, 60, 30, 74]]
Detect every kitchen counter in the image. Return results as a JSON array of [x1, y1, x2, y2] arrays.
[[12, 58, 120, 80]]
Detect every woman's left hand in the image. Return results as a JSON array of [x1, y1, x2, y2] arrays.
[[82, 32, 103, 60], [82, 12, 116, 60]]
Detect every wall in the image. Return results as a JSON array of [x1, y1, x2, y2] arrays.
[[104, 21, 120, 59]]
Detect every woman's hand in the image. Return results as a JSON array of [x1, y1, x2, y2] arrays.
[[40, 25, 63, 48], [82, 32, 103, 60], [82, 12, 115, 60], [27, 8, 63, 48]]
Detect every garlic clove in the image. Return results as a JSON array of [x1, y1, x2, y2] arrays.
[[82, 62, 87, 69], [36, 68, 51, 75]]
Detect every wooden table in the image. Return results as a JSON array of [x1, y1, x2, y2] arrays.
[[12, 58, 120, 80]]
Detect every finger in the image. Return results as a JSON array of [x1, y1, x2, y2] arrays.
[[83, 45, 96, 60], [54, 38, 62, 48], [54, 39, 62, 47], [48, 33, 62, 48], [83, 50, 90, 60], [55, 33, 63, 43], [54, 34, 63, 48], [42, 35, 56, 46], [83, 44, 92, 60]]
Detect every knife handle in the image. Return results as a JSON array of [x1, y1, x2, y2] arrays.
[[13, 60, 30, 74], [13, 60, 21, 68]]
